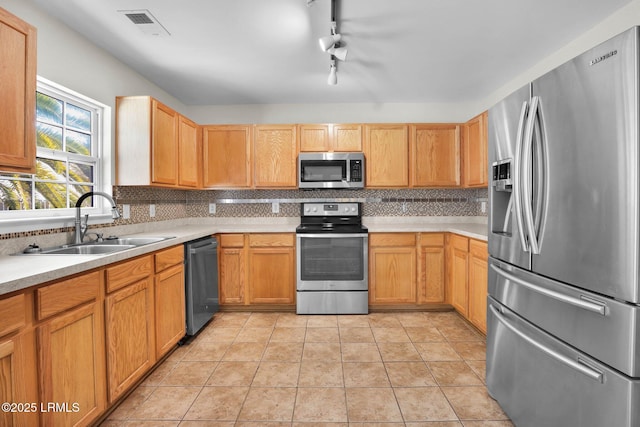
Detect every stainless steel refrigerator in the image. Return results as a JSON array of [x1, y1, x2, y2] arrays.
[[487, 26, 640, 427]]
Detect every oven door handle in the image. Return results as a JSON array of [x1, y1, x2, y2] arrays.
[[296, 233, 369, 239]]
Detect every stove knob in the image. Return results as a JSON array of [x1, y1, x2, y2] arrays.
[[305, 207, 310, 213], [344, 207, 349, 212], [351, 207, 357, 212], [312, 207, 317, 212]]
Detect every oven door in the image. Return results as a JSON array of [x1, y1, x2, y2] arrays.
[[296, 233, 368, 291]]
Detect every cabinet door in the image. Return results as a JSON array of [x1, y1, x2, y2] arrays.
[[38, 302, 106, 427], [468, 239, 488, 333], [155, 264, 186, 357], [203, 125, 252, 188], [448, 235, 469, 316], [178, 115, 200, 188], [463, 112, 488, 187], [364, 124, 409, 187], [333, 124, 362, 152], [105, 278, 155, 403], [151, 99, 178, 186], [0, 331, 38, 426], [219, 247, 246, 305], [411, 124, 460, 187], [299, 124, 330, 152], [248, 247, 295, 304], [369, 246, 417, 304], [0, 8, 36, 173], [418, 233, 446, 303], [253, 125, 298, 188]]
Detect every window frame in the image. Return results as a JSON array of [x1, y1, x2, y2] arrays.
[[0, 76, 113, 234]]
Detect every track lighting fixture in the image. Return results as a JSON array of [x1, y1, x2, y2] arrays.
[[328, 59, 337, 85], [316, 0, 346, 85]]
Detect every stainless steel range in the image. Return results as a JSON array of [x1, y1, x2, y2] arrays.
[[296, 202, 368, 314]]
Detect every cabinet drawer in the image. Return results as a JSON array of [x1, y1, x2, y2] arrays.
[[369, 233, 416, 247], [420, 233, 445, 246], [449, 234, 469, 251], [469, 239, 487, 259], [249, 233, 294, 247], [0, 293, 27, 337], [220, 234, 244, 248], [155, 245, 184, 273], [37, 271, 100, 320], [106, 255, 153, 293]]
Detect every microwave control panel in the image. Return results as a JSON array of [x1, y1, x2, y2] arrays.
[[350, 160, 363, 182]]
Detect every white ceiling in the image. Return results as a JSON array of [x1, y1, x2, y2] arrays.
[[33, 0, 632, 106]]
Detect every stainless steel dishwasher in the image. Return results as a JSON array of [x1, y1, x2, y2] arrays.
[[184, 236, 219, 336]]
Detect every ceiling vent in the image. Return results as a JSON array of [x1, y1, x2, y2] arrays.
[[119, 9, 170, 36]]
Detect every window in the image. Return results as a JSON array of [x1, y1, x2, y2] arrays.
[[0, 77, 111, 233]]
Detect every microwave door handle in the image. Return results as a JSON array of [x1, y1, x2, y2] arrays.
[[521, 96, 540, 254], [513, 101, 530, 252]]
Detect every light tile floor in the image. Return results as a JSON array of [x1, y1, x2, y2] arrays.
[[101, 311, 513, 426]]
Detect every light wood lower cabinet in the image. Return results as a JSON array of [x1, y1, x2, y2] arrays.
[[105, 255, 155, 403], [369, 233, 417, 304], [36, 271, 106, 427], [418, 233, 446, 303], [0, 293, 38, 426], [448, 234, 470, 317], [219, 233, 295, 307], [154, 259, 185, 357], [468, 239, 488, 333]]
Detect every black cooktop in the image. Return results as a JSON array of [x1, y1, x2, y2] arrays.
[[295, 223, 368, 234]]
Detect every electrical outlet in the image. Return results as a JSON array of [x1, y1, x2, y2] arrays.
[[481, 201, 487, 213], [209, 203, 216, 214], [149, 204, 156, 217], [122, 204, 131, 219], [272, 202, 279, 214]]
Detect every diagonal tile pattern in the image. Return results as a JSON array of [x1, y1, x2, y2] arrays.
[[100, 311, 513, 426]]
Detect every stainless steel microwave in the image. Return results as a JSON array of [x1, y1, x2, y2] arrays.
[[298, 152, 364, 189]]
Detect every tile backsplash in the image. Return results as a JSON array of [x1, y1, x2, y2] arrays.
[[2, 186, 487, 241]]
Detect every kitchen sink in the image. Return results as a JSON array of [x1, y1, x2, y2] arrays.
[[100, 236, 174, 246], [38, 244, 137, 255], [16, 235, 176, 255]]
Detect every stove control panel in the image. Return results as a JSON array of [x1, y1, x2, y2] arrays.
[[301, 202, 360, 217]]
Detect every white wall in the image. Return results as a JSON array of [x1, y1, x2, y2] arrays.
[[482, 0, 640, 111], [0, 0, 188, 116]]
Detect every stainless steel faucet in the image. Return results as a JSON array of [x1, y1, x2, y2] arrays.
[[74, 191, 121, 244]]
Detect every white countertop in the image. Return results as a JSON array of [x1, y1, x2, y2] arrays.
[[0, 216, 487, 296]]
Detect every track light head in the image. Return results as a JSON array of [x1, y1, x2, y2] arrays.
[[328, 60, 337, 85], [327, 46, 347, 61], [319, 33, 341, 51]]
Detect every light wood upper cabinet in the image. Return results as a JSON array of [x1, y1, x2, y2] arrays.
[[411, 124, 460, 187], [253, 125, 298, 188], [203, 125, 252, 188], [418, 233, 446, 303], [116, 96, 200, 188], [178, 115, 201, 188], [0, 8, 36, 174], [151, 100, 179, 186], [299, 124, 362, 152], [364, 124, 409, 187], [462, 111, 488, 187], [468, 239, 488, 333]]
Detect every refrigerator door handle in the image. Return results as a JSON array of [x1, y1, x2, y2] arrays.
[[522, 96, 541, 254], [490, 264, 607, 316], [489, 304, 604, 383], [513, 100, 530, 252]]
